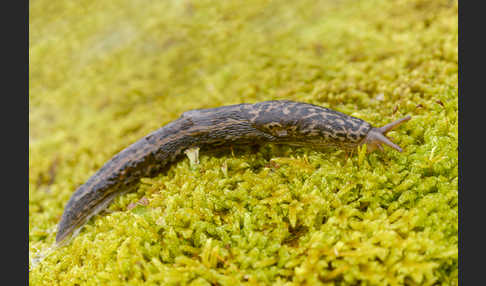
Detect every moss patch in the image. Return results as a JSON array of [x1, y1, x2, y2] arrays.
[[29, 0, 458, 285]]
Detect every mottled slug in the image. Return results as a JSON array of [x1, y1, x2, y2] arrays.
[[56, 100, 411, 244]]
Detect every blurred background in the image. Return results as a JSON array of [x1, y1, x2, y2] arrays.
[[30, 0, 458, 284]]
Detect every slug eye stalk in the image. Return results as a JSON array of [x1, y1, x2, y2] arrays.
[[363, 115, 411, 153]]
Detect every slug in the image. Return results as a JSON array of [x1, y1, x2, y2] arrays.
[[56, 100, 411, 245]]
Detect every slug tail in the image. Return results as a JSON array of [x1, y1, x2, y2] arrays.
[[363, 115, 411, 153]]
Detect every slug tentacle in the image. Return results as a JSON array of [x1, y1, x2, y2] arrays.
[[362, 116, 411, 153]]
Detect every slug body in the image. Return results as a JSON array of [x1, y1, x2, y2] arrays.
[[56, 100, 410, 244]]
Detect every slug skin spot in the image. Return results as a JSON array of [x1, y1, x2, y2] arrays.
[[56, 100, 403, 245], [275, 129, 288, 137]]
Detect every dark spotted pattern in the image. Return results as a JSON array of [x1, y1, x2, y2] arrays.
[[56, 100, 373, 244]]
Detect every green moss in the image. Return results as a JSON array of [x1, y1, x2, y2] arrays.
[[29, 0, 458, 284]]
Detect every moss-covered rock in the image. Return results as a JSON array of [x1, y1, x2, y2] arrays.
[[29, 0, 458, 284]]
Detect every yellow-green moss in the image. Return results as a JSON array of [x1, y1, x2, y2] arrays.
[[29, 0, 458, 285]]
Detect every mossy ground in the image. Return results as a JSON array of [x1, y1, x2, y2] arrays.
[[29, 0, 458, 285]]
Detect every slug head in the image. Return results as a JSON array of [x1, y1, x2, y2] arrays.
[[362, 115, 411, 153]]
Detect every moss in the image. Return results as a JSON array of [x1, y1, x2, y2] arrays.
[[29, 0, 458, 285]]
